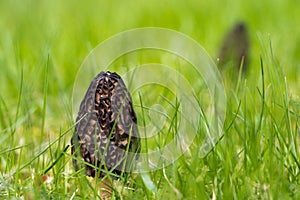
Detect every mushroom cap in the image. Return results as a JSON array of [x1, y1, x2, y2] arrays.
[[71, 71, 140, 178]]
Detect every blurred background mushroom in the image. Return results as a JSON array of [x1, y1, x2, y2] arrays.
[[218, 22, 250, 79]]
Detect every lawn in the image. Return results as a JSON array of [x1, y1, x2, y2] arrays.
[[0, 0, 299, 199]]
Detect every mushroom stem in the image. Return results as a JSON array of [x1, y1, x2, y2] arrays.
[[99, 178, 112, 200]]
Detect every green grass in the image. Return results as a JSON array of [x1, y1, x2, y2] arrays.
[[0, 0, 299, 199]]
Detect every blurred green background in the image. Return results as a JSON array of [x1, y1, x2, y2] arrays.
[[1, 0, 299, 124], [1, 0, 299, 98]]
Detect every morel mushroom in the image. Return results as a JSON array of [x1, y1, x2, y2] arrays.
[[71, 71, 140, 198]]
